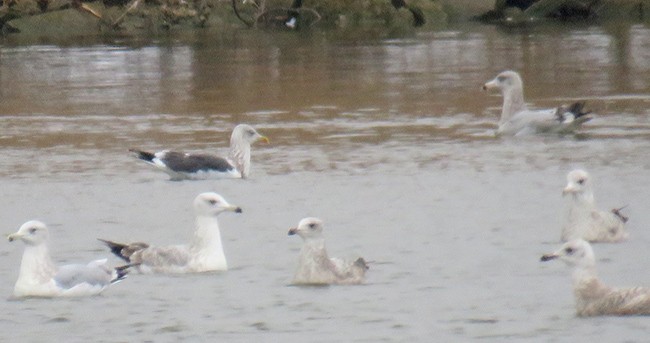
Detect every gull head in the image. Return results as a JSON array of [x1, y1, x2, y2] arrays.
[[194, 192, 242, 217], [288, 217, 324, 240], [540, 239, 596, 269], [8, 220, 49, 246], [563, 169, 591, 197], [482, 70, 523, 94], [232, 124, 269, 145]]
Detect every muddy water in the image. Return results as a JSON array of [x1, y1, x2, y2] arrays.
[[1, 22, 650, 341]]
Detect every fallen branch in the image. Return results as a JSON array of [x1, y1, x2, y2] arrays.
[[75, 1, 103, 19]]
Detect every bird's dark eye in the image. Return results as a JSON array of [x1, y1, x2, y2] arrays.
[[308, 223, 316, 229], [29, 228, 37, 234], [208, 199, 217, 205], [497, 76, 506, 82], [565, 247, 574, 254], [247, 130, 255, 136], [577, 179, 585, 185]]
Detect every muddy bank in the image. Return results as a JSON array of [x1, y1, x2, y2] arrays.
[[476, 0, 650, 24], [3, 0, 649, 38], [0, 0, 447, 36]]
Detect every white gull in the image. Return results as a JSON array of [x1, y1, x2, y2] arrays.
[[99, 192, 241, 273], [130, 124, 269, 180], [482, 70, 592, 136], [541, 239, 650, 316], [8, 220, 132, 298], [288, 217, 368, 285], [561, 169, 628, 242]]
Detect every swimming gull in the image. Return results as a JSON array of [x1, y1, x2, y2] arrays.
[[130, 124, 269, 180], [99, 192, 241, 273], [541, 239, 650, 316], [7, 220, 132, 298], [561, 169, 628, 243], [482, 70, 592, 136], [288, 217, 368, 285]]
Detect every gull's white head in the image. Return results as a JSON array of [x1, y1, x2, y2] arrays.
[[231, 124, 269, 146], [540, 239, 596, 269], [193, 192, 242, 217], [288, 217, 324, 240], [563, 169, 592, 197], [482, 70, 523, 95], [8, 220, 49, 246]]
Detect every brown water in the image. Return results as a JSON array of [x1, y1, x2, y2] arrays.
[[1, 22, 650, 341]]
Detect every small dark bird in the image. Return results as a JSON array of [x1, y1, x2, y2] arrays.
[[391, 0, 426, 27], [285, 0, 303, 29]]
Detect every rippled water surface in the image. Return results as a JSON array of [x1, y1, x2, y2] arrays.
[[1, 22, 650, 341]]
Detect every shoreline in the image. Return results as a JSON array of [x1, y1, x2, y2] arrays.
[[0, 0, 647, 40]]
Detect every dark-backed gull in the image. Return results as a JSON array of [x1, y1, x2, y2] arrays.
[[130, 124, 268, 180]]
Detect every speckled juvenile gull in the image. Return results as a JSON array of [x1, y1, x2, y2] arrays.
[[7, 220, 132, 298], [130, 124, 269, 180], [541, 239, 650, 316], [288, 217, 368, 285], [562, 169, 628, 242], [99, 192, 241, 273], [482, 70, 592, 136]]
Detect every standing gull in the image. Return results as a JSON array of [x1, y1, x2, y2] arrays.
[[482, 70, 592, 136], [562, 169, 628, 242], [130, 124, 269, 180], [288, 217, 368, 285], [541, 239, 650, 316], [99, 192, 241, 273], [7, 220, 132, 298]]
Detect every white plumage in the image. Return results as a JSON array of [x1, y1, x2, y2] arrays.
[[130, 124, 269, 180], [99, 192, 241, 273], [483, 70, 592, 136], [288, 217, 368, 285], [541, 239, 650, 316], [561, 169, 628, 242], [8, 220, 130, 298]]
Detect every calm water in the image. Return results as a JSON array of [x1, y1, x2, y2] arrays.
[[1, 22, 650, 341]]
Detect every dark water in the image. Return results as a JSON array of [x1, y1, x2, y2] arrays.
[[1, 22, 649, 341]]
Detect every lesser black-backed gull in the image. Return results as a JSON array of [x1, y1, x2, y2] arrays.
[[130, 124, 269, 180]]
